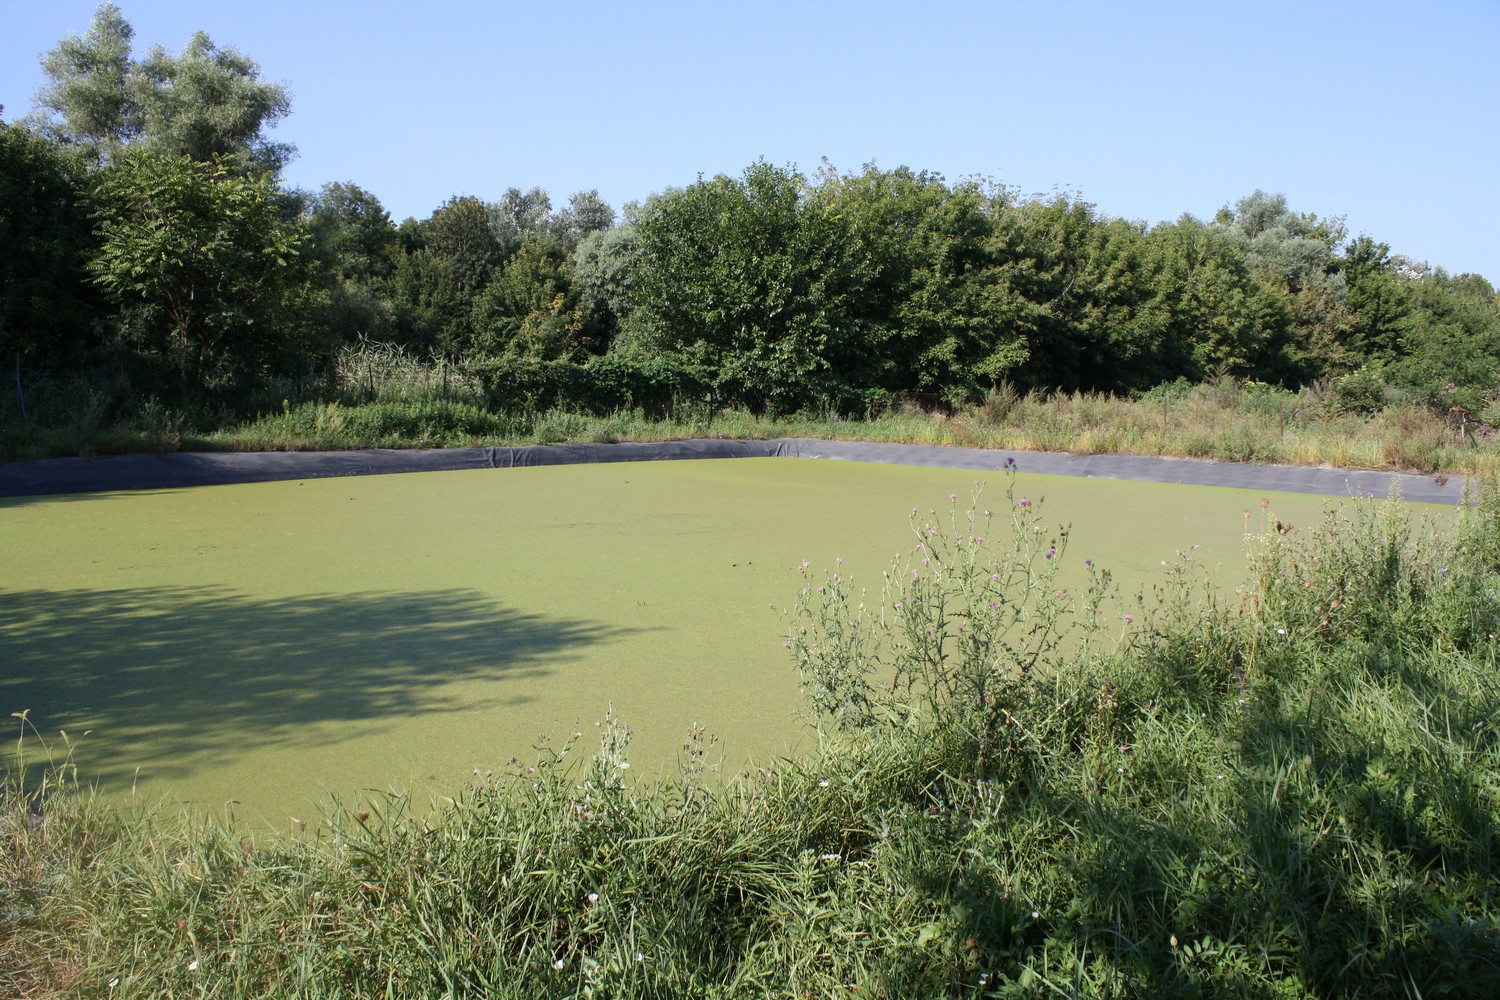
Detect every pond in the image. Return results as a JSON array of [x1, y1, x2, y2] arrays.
[[1, 457, 1361, 827]]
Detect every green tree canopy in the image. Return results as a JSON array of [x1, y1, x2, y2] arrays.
[[0, 118, 104, 371], [33, 3, 293, 174], [1142, 216, 1294, 380], [548, 189, 616, 252], [472, 235, 587, 362], [811, 164, 1008, 396], [572, 225, 640, 349], [87, 149, 312, 395], [32, 3, 138, 165], [631, 160, 871, 411], [306, 181, 398, 284]]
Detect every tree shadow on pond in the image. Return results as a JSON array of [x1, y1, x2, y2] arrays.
[[0, 585, 654, 788]]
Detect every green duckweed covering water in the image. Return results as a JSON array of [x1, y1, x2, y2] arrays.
[[1, 458, 1372, 826]]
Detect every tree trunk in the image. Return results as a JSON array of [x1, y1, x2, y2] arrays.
[[13, 349, 27, 423]]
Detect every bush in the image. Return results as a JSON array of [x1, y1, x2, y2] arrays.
[[1332, 365, 1391, 414]]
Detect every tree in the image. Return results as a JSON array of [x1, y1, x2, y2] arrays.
[[1338, 235, 1411, 360], [402, 194, 505, 353], [1001, 199, 1175, 393], [32, 4, 292, 174], [1388, 270, 1500, 410], [810, 163, 1003, 396], [388, 250, 465, 355], [424, 195, 503, 300], [87, 149, 312, 397], [549, 189, 615, 251], [472, 235, 585, 361], [1, 118, 104, 386], [303, 181, 399, 343], [134, 31, 293, 175], [306, 181, 397, 284], [488, 186, 552, 259], [573, 224, 640, 349], [1146, 216, 1295, 380], [32, 3, 138, 165], [1212, 191, 1352, 381], [631, 160, 869, 411]]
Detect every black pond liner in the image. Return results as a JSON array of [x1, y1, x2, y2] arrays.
[[0, 438, 1468, 504]]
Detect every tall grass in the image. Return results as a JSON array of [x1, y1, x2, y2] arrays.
[[206, 375, 1500, 476], [6, 349, 1497, 475], [6, 472, 1500, 996], [0, 369, 185, 461]]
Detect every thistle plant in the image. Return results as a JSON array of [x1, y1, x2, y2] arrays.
[[785, 466, 1116, 777]]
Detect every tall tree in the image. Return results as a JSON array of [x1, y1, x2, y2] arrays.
[[631, 160, 868, 411], [134, 31, 293, 175], [424, 195, 503, 300], [572, 225, 639, 349], [87, 150, 312, 397], [32, 4, 292, 174], [0, 118, 104, 380], [488, 186, 552, 259], [548, 189, 615, 251], [472, 235, 586, 361], [406, 194, 504, 353], [304, 181, 399, 343], [32, 3, 138, 165], [1389, 270, 1500, 409], [811, 164, 1006, 396], [306, 181, 397, 284], [1141, 216, 1293, 380], [388, 250, 465, 356], [1338, 235, 1411, 360]]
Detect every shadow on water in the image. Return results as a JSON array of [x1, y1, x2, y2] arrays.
[[0, 586, 651, 789]]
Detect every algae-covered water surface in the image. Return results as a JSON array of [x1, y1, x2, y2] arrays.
[[1, 457, 1356, 826]]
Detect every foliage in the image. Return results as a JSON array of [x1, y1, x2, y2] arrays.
[[15, 8, 1500, 439], [630, 160, 871, 411], [387, 249, 466, 356], [0, 119, 104, 374], [30, 2, 137, 165], [549, 188, 617, 251], [421, 195, 503, 311], [471, 235, 587, 361], [571, 224, 640, 347], [32, 3, 292, 174], [1141, 215, 1295, 380], [1390, 271, 1500, 412], [488, 185, 553, 259], [304, 181, 397, 284], [86, 150, 314, 397], [827, 165, 1033, 399], [131, 30, 294, 175]]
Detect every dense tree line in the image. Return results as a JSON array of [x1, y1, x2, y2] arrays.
[[4, 5, 1499, 425]]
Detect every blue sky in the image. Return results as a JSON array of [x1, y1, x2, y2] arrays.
[[4, 1, 1497, 280]]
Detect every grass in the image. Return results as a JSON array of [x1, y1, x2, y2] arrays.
[[4, 359, 1497, 476], [196, 383, 1498, 480], [5, 474, 1499, 996]]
